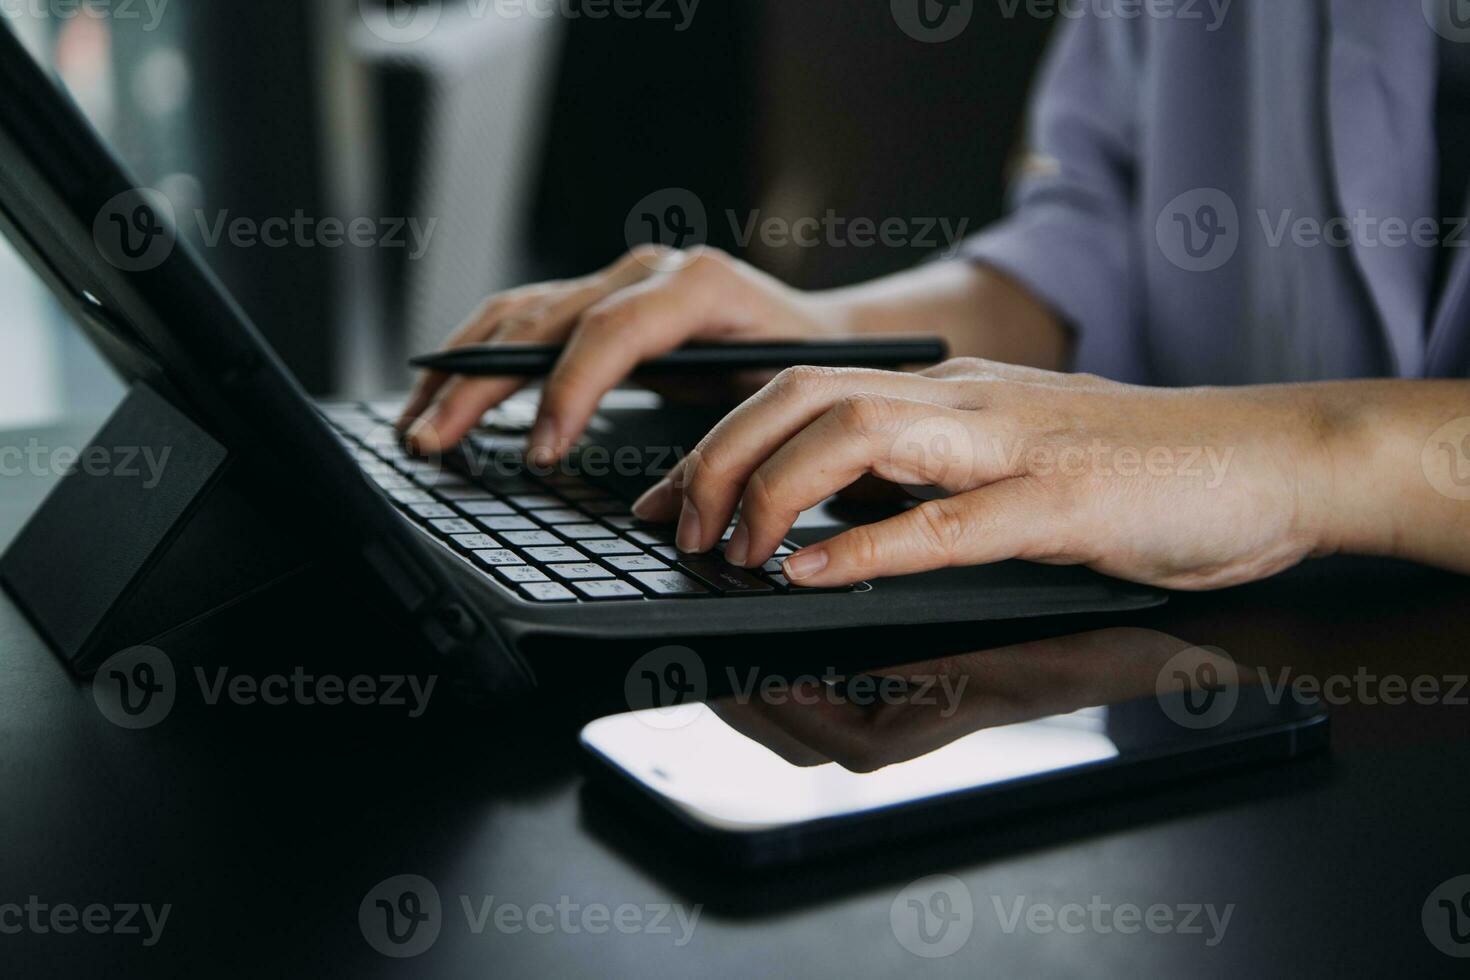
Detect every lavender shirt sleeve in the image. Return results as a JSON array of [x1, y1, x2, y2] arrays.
[[961, 14, 1147, 381]]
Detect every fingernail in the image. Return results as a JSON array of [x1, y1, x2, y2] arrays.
[[783, 548, 828, 581], [528, 416, 558, 464], [407, 417, 442, 454], [724, 523, 750, 566], [632, 478, 674, 520], [676, 499, 703, 553]]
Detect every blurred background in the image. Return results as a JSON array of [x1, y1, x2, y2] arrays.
[[0, 0, 1053, 428]]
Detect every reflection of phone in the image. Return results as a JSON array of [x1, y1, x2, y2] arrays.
[[580, 688, 1328, 868]]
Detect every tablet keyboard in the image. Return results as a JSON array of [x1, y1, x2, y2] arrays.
[[318, 400, 859, 603]]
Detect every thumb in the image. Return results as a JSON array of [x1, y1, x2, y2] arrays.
[[780, 478, 1065, 586]]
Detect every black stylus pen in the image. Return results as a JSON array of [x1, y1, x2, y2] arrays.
[[409, 338, 949, 376]]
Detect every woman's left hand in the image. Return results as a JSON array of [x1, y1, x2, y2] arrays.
[[631, 358, 1343, 591]]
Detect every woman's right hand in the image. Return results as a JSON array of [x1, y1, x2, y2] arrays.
[[397, 246, 845, 461]]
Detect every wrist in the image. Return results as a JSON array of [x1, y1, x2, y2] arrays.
[[1297, 384, 1411, 560]]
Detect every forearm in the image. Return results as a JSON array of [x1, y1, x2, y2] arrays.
[[1310, 380, 1470, 573], [805, 259, 1073, 370]]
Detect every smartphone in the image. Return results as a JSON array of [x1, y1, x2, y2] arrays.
[[580, 665, 1328, 868]]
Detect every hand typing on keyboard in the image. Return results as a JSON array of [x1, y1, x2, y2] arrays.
[[629, 358, 1360, 593]]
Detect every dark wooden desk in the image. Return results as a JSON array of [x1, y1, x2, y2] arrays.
[[2, 422, 1468, 978]]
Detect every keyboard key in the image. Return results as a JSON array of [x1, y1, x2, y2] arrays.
[[450, 533, 499, 551], [555, 524, 615, 540], [571, 580, 642, 600], [495, 565, 549, 584], [580, 500, 626, 515], [435, 487, 495, 502], [524, 547, 587, 563], [774, 544, 794, 556], [472, 549, 524, 567], [408, 502, 456, 520], [650, 546, 681, 561], [762, 559, 784, 574], [454, 500, 514, 516], [519, 582, 576, 602], [389, 488, 434, 504], [509, 494, 562, 510], [630, 529, 673, 546], [679, 559, 775, 595], [476, 515, 538, 532], [607, 554, 669, 572], [581, 538, 641, 556], [374, 473, 414, 490], [499, 530, 562, 547], [414, 471, 471, 490], [428, 518, 478, 535], [629, 569, 709, 597], [529, 508, 584, 524], [604, 515, 638, 529], [548, 562, 614, 581]]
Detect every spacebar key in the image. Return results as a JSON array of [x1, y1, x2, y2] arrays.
[[678, 559, 774, 595]]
